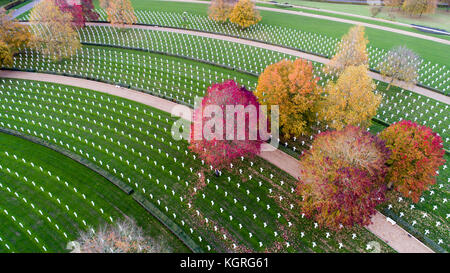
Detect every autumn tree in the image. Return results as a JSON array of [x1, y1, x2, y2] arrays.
[[29, 0, 81, 61], [189, 80, 266, 170], [99, 0, 110, 10], [377, 45, 421, 90], [384, 0, 403, 10], [297, 126, 390, 230], [379, 120, 445, 203], [229, 0, 261, 29], [55, 0, 85, 28], [319, 65, 381, 130], [255, 58, 320, 139], [73, 218, 171, 253], [0, 8, 32, 55], [54, 0, 99, 27], [324, 25, 369, 75], [208, 0, 234, 23], [0, 41, 13, 68], [105, 0, 137, 27], [402, 0, 437, 16], [80, 0, 99, 21]]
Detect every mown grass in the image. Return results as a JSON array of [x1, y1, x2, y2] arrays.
[[260, 0, 450, 32], [0, 78, 395, 252], [113, 0, 450, 66], [11, 43, 448, 150], [0, 132, 190, 253], [17, 0, 449, 66]]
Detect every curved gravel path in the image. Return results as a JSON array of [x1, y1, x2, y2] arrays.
[[87, 22, 450, 105], [0, 69, 434, 253], [164, 0, 450, 46]]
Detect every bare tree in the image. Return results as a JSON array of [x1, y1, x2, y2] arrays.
[[377, 45, 421, 90], [74, 218, 172, 253]]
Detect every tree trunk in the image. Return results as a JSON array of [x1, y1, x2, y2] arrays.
[[386, 78, 394, 91]]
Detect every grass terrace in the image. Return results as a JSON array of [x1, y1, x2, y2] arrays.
[[16, 1, 449, 94], [0, 131, 189, 253], [0, 78, 396, 252], [10, 43, 449, 151]]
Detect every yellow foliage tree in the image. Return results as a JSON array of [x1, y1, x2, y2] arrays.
[[402, 0, 437, 16], [319, 65, 381, 130], [0, 40, 13, 68], [255, 58, 320, 138], [105, 0, 137, 27], [229, 0, 261, 29], [29, 0, 81, 61], [324, 25, 368, 75], [384, 0, 402, 10], [0, 8, 32, 55]]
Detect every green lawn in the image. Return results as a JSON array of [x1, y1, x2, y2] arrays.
[[0, 0, 13, 7], [11, 43, 449, 150], [0, 132, 189, 253], [119, 0, 450, 66], [0, 78, 395, 252], [18, 0, 449, 66], [260, 0, 450, 31]]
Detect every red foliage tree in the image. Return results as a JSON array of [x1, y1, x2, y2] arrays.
[[189, 80, 266, 170], [297, 126, 390, 230], [55, 0, 85, 28], [379, 120, 445, 203], [80, 0, 99, 21]]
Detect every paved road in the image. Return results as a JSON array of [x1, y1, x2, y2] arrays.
[[11, 0, 40, 19], [87, 22, 450, 105], [164, 0, 450, 46], [0, 69, 434, 253]]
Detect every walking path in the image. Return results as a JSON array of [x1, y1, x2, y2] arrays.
[[87, 22, 450, 105], [165, 0, 450, 46], [0, 69, 434, 253], [257, 0, 450, 36], [10, 0, 40, 19]]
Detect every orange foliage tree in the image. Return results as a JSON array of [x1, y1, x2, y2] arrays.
[[379, 120, 445, 203], [105, 0, 137, 27], [297, 126, 390, 230], [229, 0, 261, 29], [319, 65, 381, 130], [255, 58, 320, 139], [324, 25, 368, 75]]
